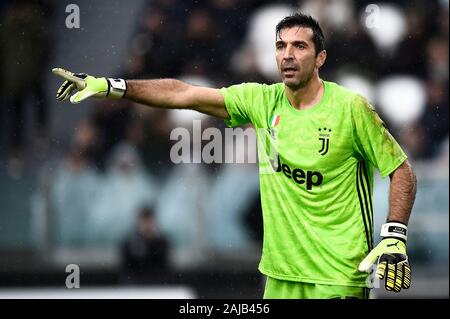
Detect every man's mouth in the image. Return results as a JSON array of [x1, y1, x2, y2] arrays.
[[282, 66, 298, 76], [283, 67, 297, 71]]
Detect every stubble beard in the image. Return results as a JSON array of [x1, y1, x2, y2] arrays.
[[283, 66, 315, 91]]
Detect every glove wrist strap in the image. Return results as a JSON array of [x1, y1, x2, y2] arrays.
[[107, 78, 127, 98], [380, 222, 407, 242]]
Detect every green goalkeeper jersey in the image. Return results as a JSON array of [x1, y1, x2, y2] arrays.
[[220, 81, 407, 287]]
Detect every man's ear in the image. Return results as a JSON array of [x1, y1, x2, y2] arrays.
[[316, 50, 327, 69]]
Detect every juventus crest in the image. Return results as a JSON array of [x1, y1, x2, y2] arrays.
[[318, 128, 332, 155]]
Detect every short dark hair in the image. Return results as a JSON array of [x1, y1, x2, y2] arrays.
[[275, 13, 325, 56]]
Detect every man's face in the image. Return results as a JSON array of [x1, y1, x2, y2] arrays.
[[275, 26, 323, 89]]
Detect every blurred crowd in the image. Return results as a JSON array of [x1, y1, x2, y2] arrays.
[[0, 0, 448, 274]]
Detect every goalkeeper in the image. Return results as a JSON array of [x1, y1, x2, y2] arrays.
[[53, 13, 416, 299]]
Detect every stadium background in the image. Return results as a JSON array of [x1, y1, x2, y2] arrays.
[[0, 0, 448, 298]]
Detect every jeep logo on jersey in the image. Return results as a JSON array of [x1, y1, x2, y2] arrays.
[[269, 155, 323, 190], [318, 128, 332, 155]]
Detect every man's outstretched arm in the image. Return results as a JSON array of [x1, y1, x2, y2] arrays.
[[52, 68, 229, 119], [125, 79, 229, 119]]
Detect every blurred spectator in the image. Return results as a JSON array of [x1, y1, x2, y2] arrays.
[[437, 3, 448, 38], [181, 8, 226, 80], [154, 162, 211, 268], [243, 192, 264, 244], [90, 142, 157, 246], [383, 11, 428, 77], [91, 99, 132, 170], [50, 119, 102, 246], [229, 44, 272, 85], [418, 79, 449, 158], [394, 77, 448, 159], [426, 36, 449, 82], [206, 163, 260, 250], [0, 0, 51, 167], [117, 102, 176, 178], [205, 128, 260, 251], [120, 206, 170, 283], [208, 0, 247, 60], [127, 6, 184, 78], [133, 107, 175, 178], [324, 18, 380, 79], [398, 123, 428, 159], [437, 136, 449, 167]]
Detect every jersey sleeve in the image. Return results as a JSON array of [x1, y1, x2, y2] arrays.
[[351, 95, 407, 178], [220, 83, 265, 128]]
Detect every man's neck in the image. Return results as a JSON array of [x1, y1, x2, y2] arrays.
[[285, 76, 324, 110]]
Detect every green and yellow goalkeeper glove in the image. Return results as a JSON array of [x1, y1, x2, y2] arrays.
[[52, 68, 127, 104], [358, 221, 411, 292]]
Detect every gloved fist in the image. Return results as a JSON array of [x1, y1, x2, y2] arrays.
[[358, 222, 411, 292], [52, 67, 126, 104]]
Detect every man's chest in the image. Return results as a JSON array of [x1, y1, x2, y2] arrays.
[[261, 111, 354, 169]]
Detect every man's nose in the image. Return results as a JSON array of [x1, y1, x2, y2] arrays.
[[283, 45, 294, 60]]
